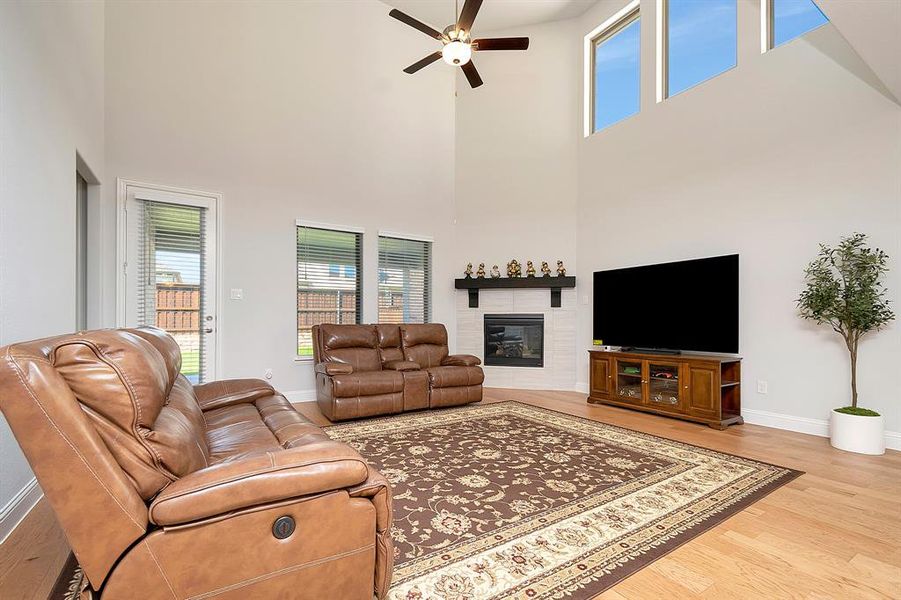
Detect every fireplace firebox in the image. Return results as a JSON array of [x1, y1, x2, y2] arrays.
[[484, 314, 544, 368]]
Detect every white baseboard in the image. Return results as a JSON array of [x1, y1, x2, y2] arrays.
[[574, 381, 589, 394], [742, 408, 900, 451], [284, 389, 316, 403], [0, 477, 42, 544]]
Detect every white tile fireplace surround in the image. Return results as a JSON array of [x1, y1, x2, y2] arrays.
[[456, 288, 578, 390]]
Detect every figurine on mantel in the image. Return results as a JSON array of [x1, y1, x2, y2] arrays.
[[476, 263, 486, 279], [464, 263, 474, 278], [506, 259, 522, 278], [556, 260, 567, 277], [541, 261, 552, 277], [490, 265, 501, 278], [526, 261, 536, 277]]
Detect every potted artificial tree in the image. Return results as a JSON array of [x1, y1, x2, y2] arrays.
[[798, 233, 894, 455]]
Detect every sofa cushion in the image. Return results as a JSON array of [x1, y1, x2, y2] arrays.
[[375, 325, 404, 364], [401, 324, 449, 369], [318, 324, 382, 372], [330, 371, 404, 398], [425, 366, 485, 389], [52, 329, 206, 499]]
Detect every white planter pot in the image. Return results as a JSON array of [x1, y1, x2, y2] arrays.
[[830, 409, 885, 455]]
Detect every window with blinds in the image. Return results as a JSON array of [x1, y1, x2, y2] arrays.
[[137, 200, 209, 383], [297, 225, 363, 358], [378, 235, 432, 324]]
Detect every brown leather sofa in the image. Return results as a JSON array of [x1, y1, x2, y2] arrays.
[[313, 323, 483, 421], [0, 328, 393, 599]]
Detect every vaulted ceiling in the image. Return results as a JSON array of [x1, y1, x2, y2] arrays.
[[380, 0, 597, 32]]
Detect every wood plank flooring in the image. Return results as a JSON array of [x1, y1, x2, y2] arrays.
[[2, 388, 899, 599]]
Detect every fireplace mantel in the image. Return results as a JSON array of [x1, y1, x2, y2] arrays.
[[454, 276, 576, 308]]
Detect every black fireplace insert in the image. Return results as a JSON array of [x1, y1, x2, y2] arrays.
[[483, 314, 544, 368]]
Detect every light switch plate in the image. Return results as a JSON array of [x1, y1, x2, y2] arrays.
[[230, 288, 243, 300]]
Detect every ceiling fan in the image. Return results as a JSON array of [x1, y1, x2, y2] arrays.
[[389, 0, 530, 89]]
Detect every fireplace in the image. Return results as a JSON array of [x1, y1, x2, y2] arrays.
[[484, 314, 544, 368]]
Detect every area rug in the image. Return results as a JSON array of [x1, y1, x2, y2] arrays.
[[326, 401, 802, 600]]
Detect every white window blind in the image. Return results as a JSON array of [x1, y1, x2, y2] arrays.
[[137, 200, 210, 383], [296, 225, 363, 358], [378, 236, 431, 324]]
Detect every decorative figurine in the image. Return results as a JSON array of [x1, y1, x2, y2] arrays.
[[476, 263, 486, 279], [556, 260, 566, 277], [506, 259, 522, 278], [490, 265, 501, 279], [464, 262, 474, 278], [526, 261, 536, 277], [541, 261, 552, 277]]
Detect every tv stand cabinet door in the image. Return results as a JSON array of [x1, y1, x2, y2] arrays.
[[590, 355, 612, 398], [686, 364, 719, 419]]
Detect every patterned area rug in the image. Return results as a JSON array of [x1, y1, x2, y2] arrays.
[[327, 401, 802, 600]]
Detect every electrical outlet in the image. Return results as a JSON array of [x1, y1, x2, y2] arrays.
[[264, 369, 273, 380], [757, 380, 768, 394]]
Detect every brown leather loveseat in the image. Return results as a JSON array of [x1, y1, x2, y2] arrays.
[[0, 328, 393, 599], [313, 323, 483, 421]]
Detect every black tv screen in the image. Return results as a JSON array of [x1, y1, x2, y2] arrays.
[[593, 255, 739, 353]]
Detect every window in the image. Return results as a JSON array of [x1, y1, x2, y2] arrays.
[[378, 235, 431, 324], [296, 224, 362, 358], [589, 5, 641, 134], [768, 0, 828, 49], [664, 0, 737, 98]]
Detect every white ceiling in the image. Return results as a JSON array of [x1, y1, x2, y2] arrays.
[[380, 0, 598, 33]]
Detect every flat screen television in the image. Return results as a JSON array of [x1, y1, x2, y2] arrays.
[[593, 254, 739, 354]]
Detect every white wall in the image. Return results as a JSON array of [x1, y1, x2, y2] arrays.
[[454, 0, 901, 436], [104, 0, 457, 397], [454, 19, 579, 280], [0, 0, 106, 528]]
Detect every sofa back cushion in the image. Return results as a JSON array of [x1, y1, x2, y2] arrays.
[[53, 328, 209, 499], [316, 324, 382, 372], [401, 324, 449, 369], [375, 325, 404, 364]]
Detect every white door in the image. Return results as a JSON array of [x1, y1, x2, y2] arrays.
[[119, 181, 219, 383]]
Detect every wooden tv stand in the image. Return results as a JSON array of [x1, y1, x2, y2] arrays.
[[587, 349, 742, 429]]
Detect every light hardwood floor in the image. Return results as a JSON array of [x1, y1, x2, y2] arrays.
[[3, 388, 899, 599]]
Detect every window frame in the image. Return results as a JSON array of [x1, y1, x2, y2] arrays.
[[761, 0, 829, 53], [377, 231, 433, 325], [583, 0, 641, 138], [657, 0, 738, 101], [295, 219, 364, 362]]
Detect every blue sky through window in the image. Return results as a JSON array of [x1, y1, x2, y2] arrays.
[[593, 17, 641, 133], [773, 0, 828, 47], [667, 0, 737, 97]]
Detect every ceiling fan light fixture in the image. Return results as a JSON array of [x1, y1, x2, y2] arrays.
[[441, 40, 472, 66]]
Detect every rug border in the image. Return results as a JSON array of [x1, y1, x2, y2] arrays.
[[327, 400, 806, 598]]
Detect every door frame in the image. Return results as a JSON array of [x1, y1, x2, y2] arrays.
[[116, 178, 223, 380]]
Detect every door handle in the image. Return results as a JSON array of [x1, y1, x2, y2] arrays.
[[204, 327, 213, 334]]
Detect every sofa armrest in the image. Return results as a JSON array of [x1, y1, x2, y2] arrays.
[[315, 362, 354, 375], [382, 360, 420, 372], [442, 354, 482, 367], [149, 441, 369, 526], [193, 378, 275, 411]]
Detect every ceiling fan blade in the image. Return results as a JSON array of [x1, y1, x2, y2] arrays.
[[461, 60, 483, 88], [389, 9, 444, 40], [403, 51, 443, 74], [457, 0, 483, 33], [474, 37, 530, 51]]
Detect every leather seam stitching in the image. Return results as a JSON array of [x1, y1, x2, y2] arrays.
[[150, 457, 368, 520], [142, 540, 178, 599], [3, 350, 146, 532], [185, 543, 375, 600]]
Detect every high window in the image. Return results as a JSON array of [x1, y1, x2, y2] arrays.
[[588, 3, 641, 134], [768, 0, 828, 49], [663, 0, 737, 98], [296, 224, 363, 358], [378, 235, 431, 324]]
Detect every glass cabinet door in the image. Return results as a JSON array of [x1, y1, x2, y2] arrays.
[[614, 359, 644, 403], [647, 361, 682, 411]]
